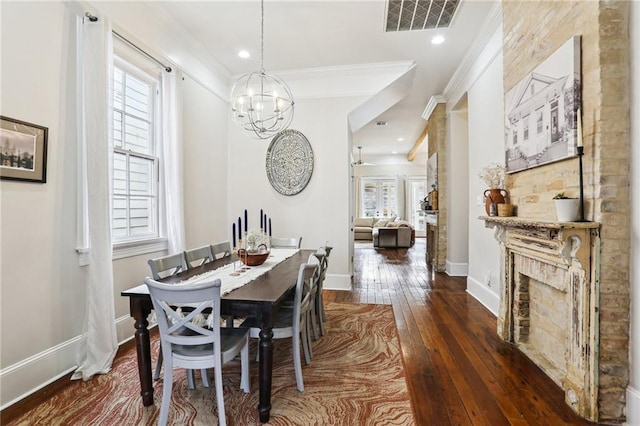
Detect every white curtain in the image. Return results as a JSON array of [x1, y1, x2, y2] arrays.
[[396, 175, 406, 219], [162, 70, 186, 254], [72, 12, 118, 380], [354, 175, 362, 218]]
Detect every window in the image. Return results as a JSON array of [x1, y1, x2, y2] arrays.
[[361, 178, 397, 217], [111, 52, 162, 247], [523, 114, 529, 141], [536, 109, 544, 134]]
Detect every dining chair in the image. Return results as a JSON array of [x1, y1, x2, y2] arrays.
[[211, 240, 232, 259], [187, 243, 236, 328], [184, 244, 215, 269], [315, 245, 332, 337], [147, 252, 207, 387], [270, 236, 302, 249], [308, 251, 327, 343], [147, 252, 187, 280], [241, 263, 317, 392], [145, 277, 250, 426]]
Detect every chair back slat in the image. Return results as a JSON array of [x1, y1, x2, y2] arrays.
[[184, 245, 215, 269], [211, 241, 232, 259], [148, 253, 187, 280], [271, 236, 302, 249], [145, 278, 221, 348]]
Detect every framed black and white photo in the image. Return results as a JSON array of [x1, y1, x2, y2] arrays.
[[0, 116, 48, 183], [504, 36, 581, 173]]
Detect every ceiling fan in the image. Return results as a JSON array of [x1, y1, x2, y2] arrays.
[[353, 146, 372, 166]]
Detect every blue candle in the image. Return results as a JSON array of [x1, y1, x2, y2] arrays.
[[232, 223, 236, 248], [260, 209, 264, 230], [269, 218, 272, 236], [238, 217, 242, 240], [244, 209, 248, 232]]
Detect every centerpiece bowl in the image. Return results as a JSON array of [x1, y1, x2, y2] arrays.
[[237, 244, 270, 266]]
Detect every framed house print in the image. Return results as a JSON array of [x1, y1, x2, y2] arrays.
[[0, 116, 48, 183], [504, 36, 581, 173]]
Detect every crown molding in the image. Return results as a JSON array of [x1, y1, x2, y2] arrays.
[[422, 95, 446, 120], [442, 1, 503, 105]]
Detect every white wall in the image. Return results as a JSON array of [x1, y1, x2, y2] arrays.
[[626, 1, 640, 423], [182, 75, 229, 248], [227, 96, 366, 291], [465, 38, 504, 315]]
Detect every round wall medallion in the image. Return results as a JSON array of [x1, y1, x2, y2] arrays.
[[265, 129, 314, 196]]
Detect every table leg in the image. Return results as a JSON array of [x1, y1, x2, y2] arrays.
[[258, 321, 274, 422], [130, 297, 154, 406]]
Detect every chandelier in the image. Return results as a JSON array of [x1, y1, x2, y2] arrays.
[[230, 0, 294, 139]]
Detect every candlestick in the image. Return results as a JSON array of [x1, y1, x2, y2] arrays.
[[238, 217, 242, 241], [269, 218, 272, 236], [576, 108, 583, 148], [577, 146, 586, 222], [232, 223, 236, 248], [244, 209, 248, 232], [260, 209, 264, 230], [264, 213, 267, 232]]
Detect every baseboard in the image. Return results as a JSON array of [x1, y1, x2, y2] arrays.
[[324, 273, 352, 291], [466, 276, 499, 316], [1, 315, 137, 410], [627, 386, 640, 425], [446, 260, 468, 276], [0, 335, 81, 410]]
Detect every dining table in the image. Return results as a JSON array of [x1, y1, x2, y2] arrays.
[[121, 248, 314, 423]]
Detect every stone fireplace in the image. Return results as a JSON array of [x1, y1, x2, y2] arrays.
[[483, 216, 600, 421]]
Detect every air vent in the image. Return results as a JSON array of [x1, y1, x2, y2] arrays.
[[386, 0, 460, 32], [376, 120, 388, 126]]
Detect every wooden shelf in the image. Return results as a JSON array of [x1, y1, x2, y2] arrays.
[[479, 216, 600, 230]]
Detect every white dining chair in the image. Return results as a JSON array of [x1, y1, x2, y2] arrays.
[[184, 245, 215, 269], [241, 263, 317, 392], [147, 252, 207, 388], [270, 236, 302, 249], [211, 240, 232, 259], [145, 277, 250, 426]]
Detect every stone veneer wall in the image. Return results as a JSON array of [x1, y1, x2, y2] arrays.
[[427, 103, 447, 272], [502, 1, 630, 421]]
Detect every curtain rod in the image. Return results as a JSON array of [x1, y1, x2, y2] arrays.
[[84, 14, 172, 73], [113, 31, 172, 73]]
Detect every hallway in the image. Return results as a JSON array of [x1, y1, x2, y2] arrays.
[[325, 239, 594, 425]]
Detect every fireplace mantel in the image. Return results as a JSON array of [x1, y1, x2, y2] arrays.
[[480, 216, 601, 421]]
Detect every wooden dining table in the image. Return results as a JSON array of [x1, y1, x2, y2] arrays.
[[121, 249, 313, 423]]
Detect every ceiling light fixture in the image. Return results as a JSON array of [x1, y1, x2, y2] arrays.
[[397, 137, 404, 141], [238, 50, 250, 59], [431, 35, 445, 45], [392, 151, 398, 154], [230, 0, 294, 139]]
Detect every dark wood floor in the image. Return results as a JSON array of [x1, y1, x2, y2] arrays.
[[325, 239, 596, 425]]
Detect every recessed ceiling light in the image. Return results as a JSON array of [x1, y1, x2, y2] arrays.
[[392, 151, 398, 154], [431, 35, 445, 45], [238, 50, 250, 59], [397, 137, 404, 142]]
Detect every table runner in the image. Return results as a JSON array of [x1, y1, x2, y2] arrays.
[[176, 248, 301, 296]]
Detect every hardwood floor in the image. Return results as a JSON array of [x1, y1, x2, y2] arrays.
[[325, 239, 596, 425]]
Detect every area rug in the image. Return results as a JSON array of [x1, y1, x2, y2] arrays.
[[8, 303, 414, 425]]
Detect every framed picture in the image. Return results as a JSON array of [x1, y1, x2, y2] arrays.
[[504, 36, 581, 173], [0, 116, 48, 183]]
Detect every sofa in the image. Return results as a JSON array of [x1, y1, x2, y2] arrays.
[[354, 217, 375, 240], [372, 219, 415, 248], [354, 217, 415, 247]]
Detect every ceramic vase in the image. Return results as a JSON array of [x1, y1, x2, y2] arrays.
[[484, 188, 508, 216]]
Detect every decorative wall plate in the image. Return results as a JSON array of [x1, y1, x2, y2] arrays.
[[265, 129, 314, 196]]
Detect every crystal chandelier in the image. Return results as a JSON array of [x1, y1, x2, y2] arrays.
[[230, 0, 294, 139]]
